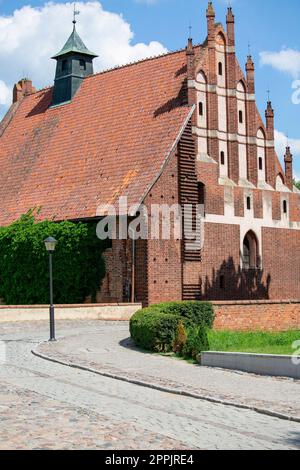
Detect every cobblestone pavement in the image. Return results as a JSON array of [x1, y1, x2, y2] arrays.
[[0, 321, 300, 450], [37, 321, 300, 419]]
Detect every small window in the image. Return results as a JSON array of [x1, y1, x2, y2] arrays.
[[259, 157, 263, 171], [198, 182, 205, 206], [239, 110, 243, 124], [62, 60, 68, 72], [220, 151, 225, 166], [218, 62, 223, 76], [219, 275, 225, 290], [283, 200, 287, 214], [79, 60, 86, 70], [246, 196, 251, 211], [199, 102, 203, 116]]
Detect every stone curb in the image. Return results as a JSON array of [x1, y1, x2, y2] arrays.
[[32, 346, 300, 424]]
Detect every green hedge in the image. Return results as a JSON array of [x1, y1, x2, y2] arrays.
[[130, 301, 214, 357], [0, 212, 107, 305], [154, 301, 215, 329]]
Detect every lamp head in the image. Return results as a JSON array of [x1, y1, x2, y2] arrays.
[[44, 237, 57, 253]]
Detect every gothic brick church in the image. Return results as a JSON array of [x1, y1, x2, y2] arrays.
[[0, 2, 299, 306]]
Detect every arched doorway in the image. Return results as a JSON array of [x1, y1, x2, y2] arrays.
[[243, 231, 259, 270]]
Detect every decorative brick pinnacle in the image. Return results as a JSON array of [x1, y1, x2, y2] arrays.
[[226, 7, 235, 23], [186, 37, 194, 55], [206, 1, 215, 18], [284, 146, 293, 162], [265, 101, 274, 118], [246, 55, 255, 71]]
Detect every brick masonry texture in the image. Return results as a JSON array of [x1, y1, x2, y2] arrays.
[[213, 301, 300, 332]]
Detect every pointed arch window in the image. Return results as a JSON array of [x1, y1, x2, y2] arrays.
[[243, 231, 260, 270]]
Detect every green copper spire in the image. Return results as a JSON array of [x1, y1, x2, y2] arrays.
[[52, 27, 98, 60], [51, 12, 98, 106]]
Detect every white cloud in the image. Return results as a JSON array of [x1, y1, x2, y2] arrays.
[[0, 1, 167, 116], [260, 49, 300, 79], [275, 129, 300, 167], [0, 80, 11, 107]]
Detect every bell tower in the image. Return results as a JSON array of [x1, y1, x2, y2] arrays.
[[51, 13, 98, 106]]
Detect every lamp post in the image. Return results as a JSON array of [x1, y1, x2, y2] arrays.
[[44, 237, 57, 342]]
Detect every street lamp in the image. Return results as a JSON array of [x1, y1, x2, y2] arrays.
[[44, 237, 57, 342]]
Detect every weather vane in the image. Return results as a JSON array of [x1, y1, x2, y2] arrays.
[[73, 3, 80, 27]]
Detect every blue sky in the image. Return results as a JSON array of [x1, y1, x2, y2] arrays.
[[0, 0, 299, 177]]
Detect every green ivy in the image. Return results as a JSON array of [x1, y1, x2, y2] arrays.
[[0, 212, 106, 305]]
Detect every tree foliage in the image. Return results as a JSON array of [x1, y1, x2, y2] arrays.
[[294, 180, 300, 191], [0, 212, 106, 305]]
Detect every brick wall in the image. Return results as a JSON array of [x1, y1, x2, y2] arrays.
[[144, 144, 183, 306], [262, 228, 300, 300], [213, 300, 300, 332]]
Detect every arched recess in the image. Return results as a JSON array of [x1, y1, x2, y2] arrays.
[[195, 71, 208, 158], [237, 80, 247, 136], [196, 70, 207, 84], [275, 173, 286, 191], [216, 32, 226, 89], [242, 230, 260, 270], [257, 128, 266, 182]]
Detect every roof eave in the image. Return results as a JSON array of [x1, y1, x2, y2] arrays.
[[51, 49, 98, 59]]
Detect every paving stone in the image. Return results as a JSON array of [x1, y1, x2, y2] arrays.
[[0, 321, 299, 450]]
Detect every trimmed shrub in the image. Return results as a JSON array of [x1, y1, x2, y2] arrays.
[[182, 326, 209, 360], [173, 320, 187, 354], [130, 308, 179, 352], [130, 301, 214, 358], [155, 301, 214, 329], [0, 212, 107, 305]]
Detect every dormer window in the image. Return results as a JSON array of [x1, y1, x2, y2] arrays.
[[218, 62, 223, 76]]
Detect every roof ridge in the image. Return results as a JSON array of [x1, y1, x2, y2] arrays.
[[85, 43, 203, 80], [25, 43, 204, 96]]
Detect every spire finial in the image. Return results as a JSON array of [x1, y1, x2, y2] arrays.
[[188, 20, 192, 40], [73, 3, 80, 29], [248, 42, 251, 57], [267, 87, 270, 102]]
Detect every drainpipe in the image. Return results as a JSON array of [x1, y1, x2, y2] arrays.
[[129, 227, 136, 303]]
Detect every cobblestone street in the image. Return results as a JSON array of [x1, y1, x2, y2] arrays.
[[0, 321, 300, 450]]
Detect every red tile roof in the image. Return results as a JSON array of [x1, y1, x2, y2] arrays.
[[0, 50, 192, 225]]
